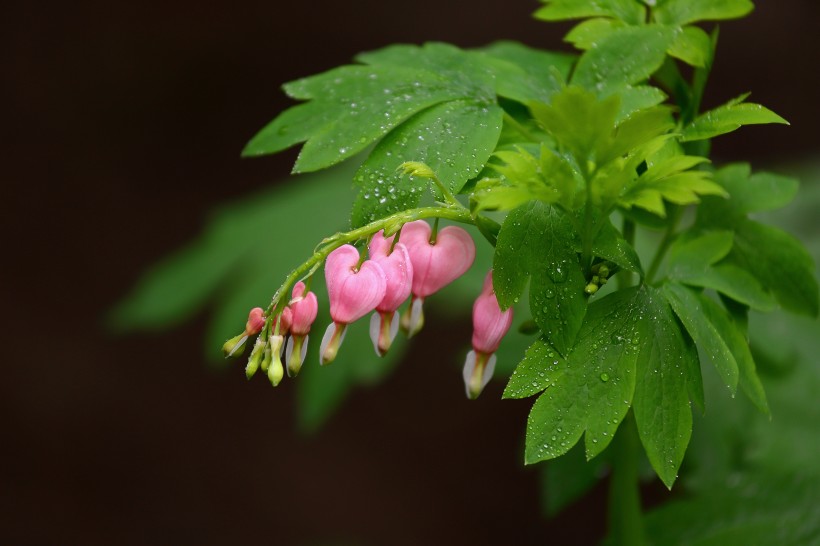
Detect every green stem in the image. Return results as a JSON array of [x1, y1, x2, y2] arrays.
[[608, 411, 646, 546], [644, 206, 683, 285], [503, 112, 540, 143], [430, 175, 462, 208], [264, 205, 476, 318]]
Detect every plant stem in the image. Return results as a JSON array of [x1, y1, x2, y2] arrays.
[[263, 205, 475, 318], [644, 205, 683, 284], [608, 410, 646, 546]]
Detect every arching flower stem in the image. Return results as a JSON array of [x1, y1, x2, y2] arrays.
[[262, 205, 493, 327]]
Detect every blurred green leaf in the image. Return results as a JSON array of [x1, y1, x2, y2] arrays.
[[681, 97, 788, 142], [535, 0, 646, 25], [667, 25, 711, 67], [653, 0, 754, 26]]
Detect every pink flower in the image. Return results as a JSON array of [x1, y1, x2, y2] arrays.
[[320, 245, 387, 365], [245, 307, 266, 335], [367, 233, 413, 356], [464, 271, 513, 399], [396, 220, 476, 337], [285, 281, 318, 377]]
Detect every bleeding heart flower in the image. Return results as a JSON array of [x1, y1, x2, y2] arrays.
[[285, 281, 318, 377], [367, 232, 413, 356], [464, 271, 513, 399], [320, 245, 387, 365], [395, 220, 476, 337]]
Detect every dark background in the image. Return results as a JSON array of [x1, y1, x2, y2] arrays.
[[4, 1, 819, 544]]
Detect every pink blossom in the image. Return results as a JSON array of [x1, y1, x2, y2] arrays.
[[285, 281, 318, 377], [395, 220, 476, 337], [464, 271, 513, 399], [320, 245, 387, 365], [367, 234, 413, 356]]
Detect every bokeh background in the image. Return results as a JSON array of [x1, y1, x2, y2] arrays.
[[5, 1, 820, 544]]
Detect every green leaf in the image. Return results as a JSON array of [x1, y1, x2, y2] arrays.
[[535, 0, 646, 25], [731, 221, 819, 317], [654, 0, 754, 25], [619, 155, 726, 217], [572, 26, 676, 97], [682, 263, 776, 311], [503, 336, 566, 399], [530, 86, 621, 163], [350, 99, 502, 226], [244, 64, 469, 171], [477, 41, 574, 104], [564, 18, 621, 50], [525, 287, 642, 464], [666, 230, 734, 281], [699, 163, 800, 221], [662, 282, 739, 395], [493, 202, 587, 355], [632, 286, 697, 488], [591, 219, 644, 276], [617, 85, 668, 123], [667, 25, 712, 67], [681, 98, 788, 142], [694, 289, 769, 414]]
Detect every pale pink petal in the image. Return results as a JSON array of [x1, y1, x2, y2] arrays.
[[471, 271, 514, 354], [245, 307, 266, 335], [329, 259, 387, 324], [400, 223, 476, 297], [371, 243, 413, 313], [289, 281, 318, 335], [325, 245, 360, 298]]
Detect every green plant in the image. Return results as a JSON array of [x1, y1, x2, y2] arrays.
[[114, 1, 819, 543]]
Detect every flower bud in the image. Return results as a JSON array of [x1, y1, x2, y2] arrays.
[[245, 336, 267, 379], [245, 307, 266, 335], [267, 334, 285, 386], [222, 333, 249, 358]]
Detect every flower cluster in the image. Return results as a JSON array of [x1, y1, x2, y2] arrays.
[[224, 220, 514, 398]]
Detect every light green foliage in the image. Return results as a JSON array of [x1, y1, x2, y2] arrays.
[[535, 0, 646, 25], [653, 0, 754, 26], [682, 95, 789, 141], [667, 26, 712, 67]]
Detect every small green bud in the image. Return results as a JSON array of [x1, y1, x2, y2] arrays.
[[598, 264, 609, 278], [267, 335, 285, 386], [397, 161, 436, 180], [245, 337, 266, 379], [222, 334, 249, 358], [585, 282, 599, 295]]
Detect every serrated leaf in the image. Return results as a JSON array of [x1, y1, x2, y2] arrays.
[[572, 26, 676, 97], [493, 202, 587, 355], [667, 25, 712, 67], [350, 99, 502, 226], [681, 99, 788, 142], [663, 282, 739, 395], [653, 0, 754, 26], [244, 64, 466, 171], [632, 286, 697, 488], [525, 287, 642, 464], [535, 0, 646, 25]]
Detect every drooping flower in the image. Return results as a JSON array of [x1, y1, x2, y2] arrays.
[[367, 232, 413, 356], [267, 334, 286, 386], [285, 281, 318, 377], [320, 245, 387, 365], [260, 307, 292, 373], [396, 220, 476, 337], [464, 271, 513, 399]]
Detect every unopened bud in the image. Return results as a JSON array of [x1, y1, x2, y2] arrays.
[[245, 337, 266, 379], [585, 282, 599, 295], [245, 307, 266, 335], [400, 296, 425, 338], [267, 335, 285, 386], [222, 334, 249, 358], [397, 161, 436, 180]]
